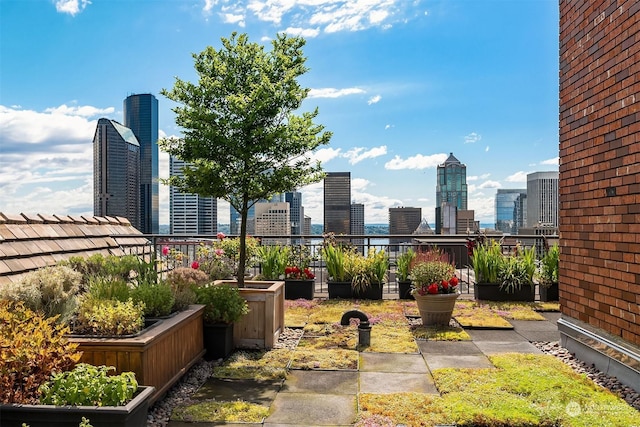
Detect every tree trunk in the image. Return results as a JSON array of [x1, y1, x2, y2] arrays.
[[237, 195, 249, 287]]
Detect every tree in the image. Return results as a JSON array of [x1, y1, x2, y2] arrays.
[[160, 32, 332, 285]]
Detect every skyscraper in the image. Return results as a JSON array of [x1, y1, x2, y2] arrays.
[[285, 192, 304, 236], [324, 172, 351, 234], [495, 189, 527, 234], [350, 203, 365, 249], [436, 152, 468, 210], [255, 201, 290, 245], [93, 118, 141, 228], [389, 207, 422, 247], [169, 156, 217, 234], [124, 94, 159, 234], [526, 171, 559, 227]]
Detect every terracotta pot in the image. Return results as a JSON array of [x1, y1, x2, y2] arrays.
[[414, 292, 459, 326]]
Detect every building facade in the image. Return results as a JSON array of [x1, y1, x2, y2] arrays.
[[93, 118, 141, 229], [169, 157, 217, 234], [324, 172, 351, 235], [389, 207, 422, 247], [350, 203, 365, 249], [526, 171, 559, 228], [559, 0, 640, 388], [495, 189, 527, 234], [255, 202, 290, 245], [285, 191, 304, 236], [436, 152, 468, 210], [124, 94, 159, 234]]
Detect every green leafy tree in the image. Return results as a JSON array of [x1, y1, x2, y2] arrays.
[[160, 32, 331, 285]]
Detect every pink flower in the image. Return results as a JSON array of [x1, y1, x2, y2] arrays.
[[191, 261, 200, 269], [217, 232, 226, 240], [214, 248, 224, 257], [162, 246, 169, 256]]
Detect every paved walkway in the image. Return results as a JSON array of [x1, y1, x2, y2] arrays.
[[168, 312, 561, 427]]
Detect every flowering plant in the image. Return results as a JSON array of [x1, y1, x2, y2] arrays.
[[284, 266, 315, 280], [409, 250, 458, 296]]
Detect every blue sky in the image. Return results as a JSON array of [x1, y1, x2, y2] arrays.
[[0, 0, 559, 225]]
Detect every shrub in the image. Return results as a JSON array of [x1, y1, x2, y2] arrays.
[[130, 282, 175, 317], [0, 300, 81, 404], [165, 267, 210, 311], [539, 242, 559, 286], [86, 275, 131, 302], [0, 265, 82, 322], [39, 364, 137, 407], [73, 297, 145, 336], [257, 245, 289, 280], [194, 284, 249, 324], [396, 248, 416, 282]]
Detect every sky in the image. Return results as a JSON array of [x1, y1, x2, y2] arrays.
[[0, 0, 560, 226]]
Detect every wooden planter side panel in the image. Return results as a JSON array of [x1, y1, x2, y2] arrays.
[[70, 305, 205, 404], [233, 281, 285, 349]]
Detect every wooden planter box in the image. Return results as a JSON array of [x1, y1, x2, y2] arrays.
[[69, 305, 205, 404], [216, 280, 285, 349], [474, 282, 535, 302], [0, 386, 154, 427]]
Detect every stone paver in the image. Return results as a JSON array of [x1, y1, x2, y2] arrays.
[[466, 329, 529, 342], [360, 372, 438, 394], [265, 392, 357, 426], [425, 354, 494, 370], [473, 340, 542, 354], [418, 340, 482, 355], [281, 370, 358, 394], [192, 378, 281, 405], [359, 352, 428, 373]]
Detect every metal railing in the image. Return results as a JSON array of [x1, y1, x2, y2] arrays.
[[119, 233, 555, 297]]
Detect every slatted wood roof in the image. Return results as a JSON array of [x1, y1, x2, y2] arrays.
[[0, 212, 151, 286]]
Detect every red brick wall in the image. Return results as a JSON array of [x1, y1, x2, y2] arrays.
[[559, 0, 640, 345]]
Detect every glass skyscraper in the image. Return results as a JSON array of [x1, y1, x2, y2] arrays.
[[495, 189, 527, 234], [436, 152, 468, 210], [93, 118, 141, 228], [124, 94, 159, 234]]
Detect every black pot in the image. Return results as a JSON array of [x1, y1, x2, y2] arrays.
[[397, 280, 414, 300], [354, 282, 384, 300], [284, 279, 315, 300], [327, 281, 353, 299], [474, 282, 535, 302], [540, 282, 559, 301], [203, 322, 234, 360]]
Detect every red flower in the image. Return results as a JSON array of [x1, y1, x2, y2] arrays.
[[450, 276, 459, 287], [427, 283, 439, 294], [441, 280, 449, 290], [191, 261, 200, 269], [162, 246, 169, 256], [303, 268, 315, 279]]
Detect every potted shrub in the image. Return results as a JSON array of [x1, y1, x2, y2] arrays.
[[351, 248, 389, 300], [283, 244, 316, 300], [396, 248, 416, 299], [409, 251, 460, 326], [322, 242, 354, 299], [538, 242, 559, 301], [256, 245, 289, 280], [194, 283, 250, 360]]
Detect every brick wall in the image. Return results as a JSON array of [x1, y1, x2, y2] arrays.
[[559, 0, 640, 345]]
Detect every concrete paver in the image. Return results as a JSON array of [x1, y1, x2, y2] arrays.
[[473, 340, 543, 354], [265, 392, 357, 426], [359, 372, 438, 394], [281, 370, 358, 394], [359, 352, 429, 373]]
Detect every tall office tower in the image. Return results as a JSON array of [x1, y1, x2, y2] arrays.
[[169, 156, 217, 234], [350, 203, 365, 249], [285, 192, 303, 235], [324, 172, 351, 234], [436, 152, 468, 210], [255, 202, 290, 245], [303, 215, 312, 236], [124, 94, 159, 234], [495, 189, 527, 234], [514, 194, 527, 234], [93, 118, 141, 229], [526, 171, 559, 228], [389, 207, 422, 248]]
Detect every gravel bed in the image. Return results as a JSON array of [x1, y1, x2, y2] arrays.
[[146, 328, 638, 426]]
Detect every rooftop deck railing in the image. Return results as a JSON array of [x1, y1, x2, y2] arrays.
[[121, 233, 556, 296]]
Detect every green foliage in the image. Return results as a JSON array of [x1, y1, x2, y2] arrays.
[[322, 243, 351, 282], [0, 265, 82, 322], [395, 248, 416, 282], [539, 242, 559, 287], [61, 254, 141, 285], [164, 266, 210, 311], [470, 240, 505, 284], [257, 245, 289, 280], [409, 260, 455, 287], [39, 364, 137, 407], [0, 300, 81, 404], [74, 297, 145, 336], [171, 400, 269, 423], [286, 244, 314, 269], [130, 282, 175, 317], [349, 249, 389, 293], [194, 284, 249, 324], [499, 245, 536, 293], [86, 275, 131, 302], [159, 32, 331, 285]]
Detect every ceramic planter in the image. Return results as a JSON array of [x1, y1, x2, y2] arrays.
[[474, 282, 535, 302], [327, 281, 353, 299], [414, 292, 459, 326], [0, 386, 154, 427], [203, 322, 235, 360], [284, 279, 315, 300]]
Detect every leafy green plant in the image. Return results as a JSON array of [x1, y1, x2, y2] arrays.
[[194, 284, 249, 324], [322, 243, 350, 282], [0, 265, 82, 322], [0, 300, 81, 404], [539, 242, 559, 287], [257, 245, 289, 280], [39, 364, 137, 407], [395, 248, 416, 282], [499, 245, 536, 293], [130, 282, 175, 317], [73, 297, 145, 336], [86, 275, 131, 302], [470, 240, 505, 284], [165, 266, 210, 311], [349, 249, 389, 293]]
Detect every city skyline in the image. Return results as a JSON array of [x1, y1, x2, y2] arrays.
[[0, 0, 560, 225]]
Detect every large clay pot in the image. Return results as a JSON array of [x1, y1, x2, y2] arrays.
[[414, 292, 459, 326]]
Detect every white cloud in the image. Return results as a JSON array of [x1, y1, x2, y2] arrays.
[[478, 180, 502, 189], [284, 27, 320, 38], [367, 95, 382, 105], [464, 132, 481, 143], [222, 13, 246, 27], [485, 146, 490, 152], [343, 146, 387, 165], [54, 0, 90, 16], [384, 153, 447, 170], [540, 157, 559, 165], [309, 147, 342, 164], [505, 171, 529, 182], [44, 104, 115, 117], [384, 124, 394, 130], [467, 173, 491, 181], [203, 0, 216, 13], [308, 87, 365, 98]]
